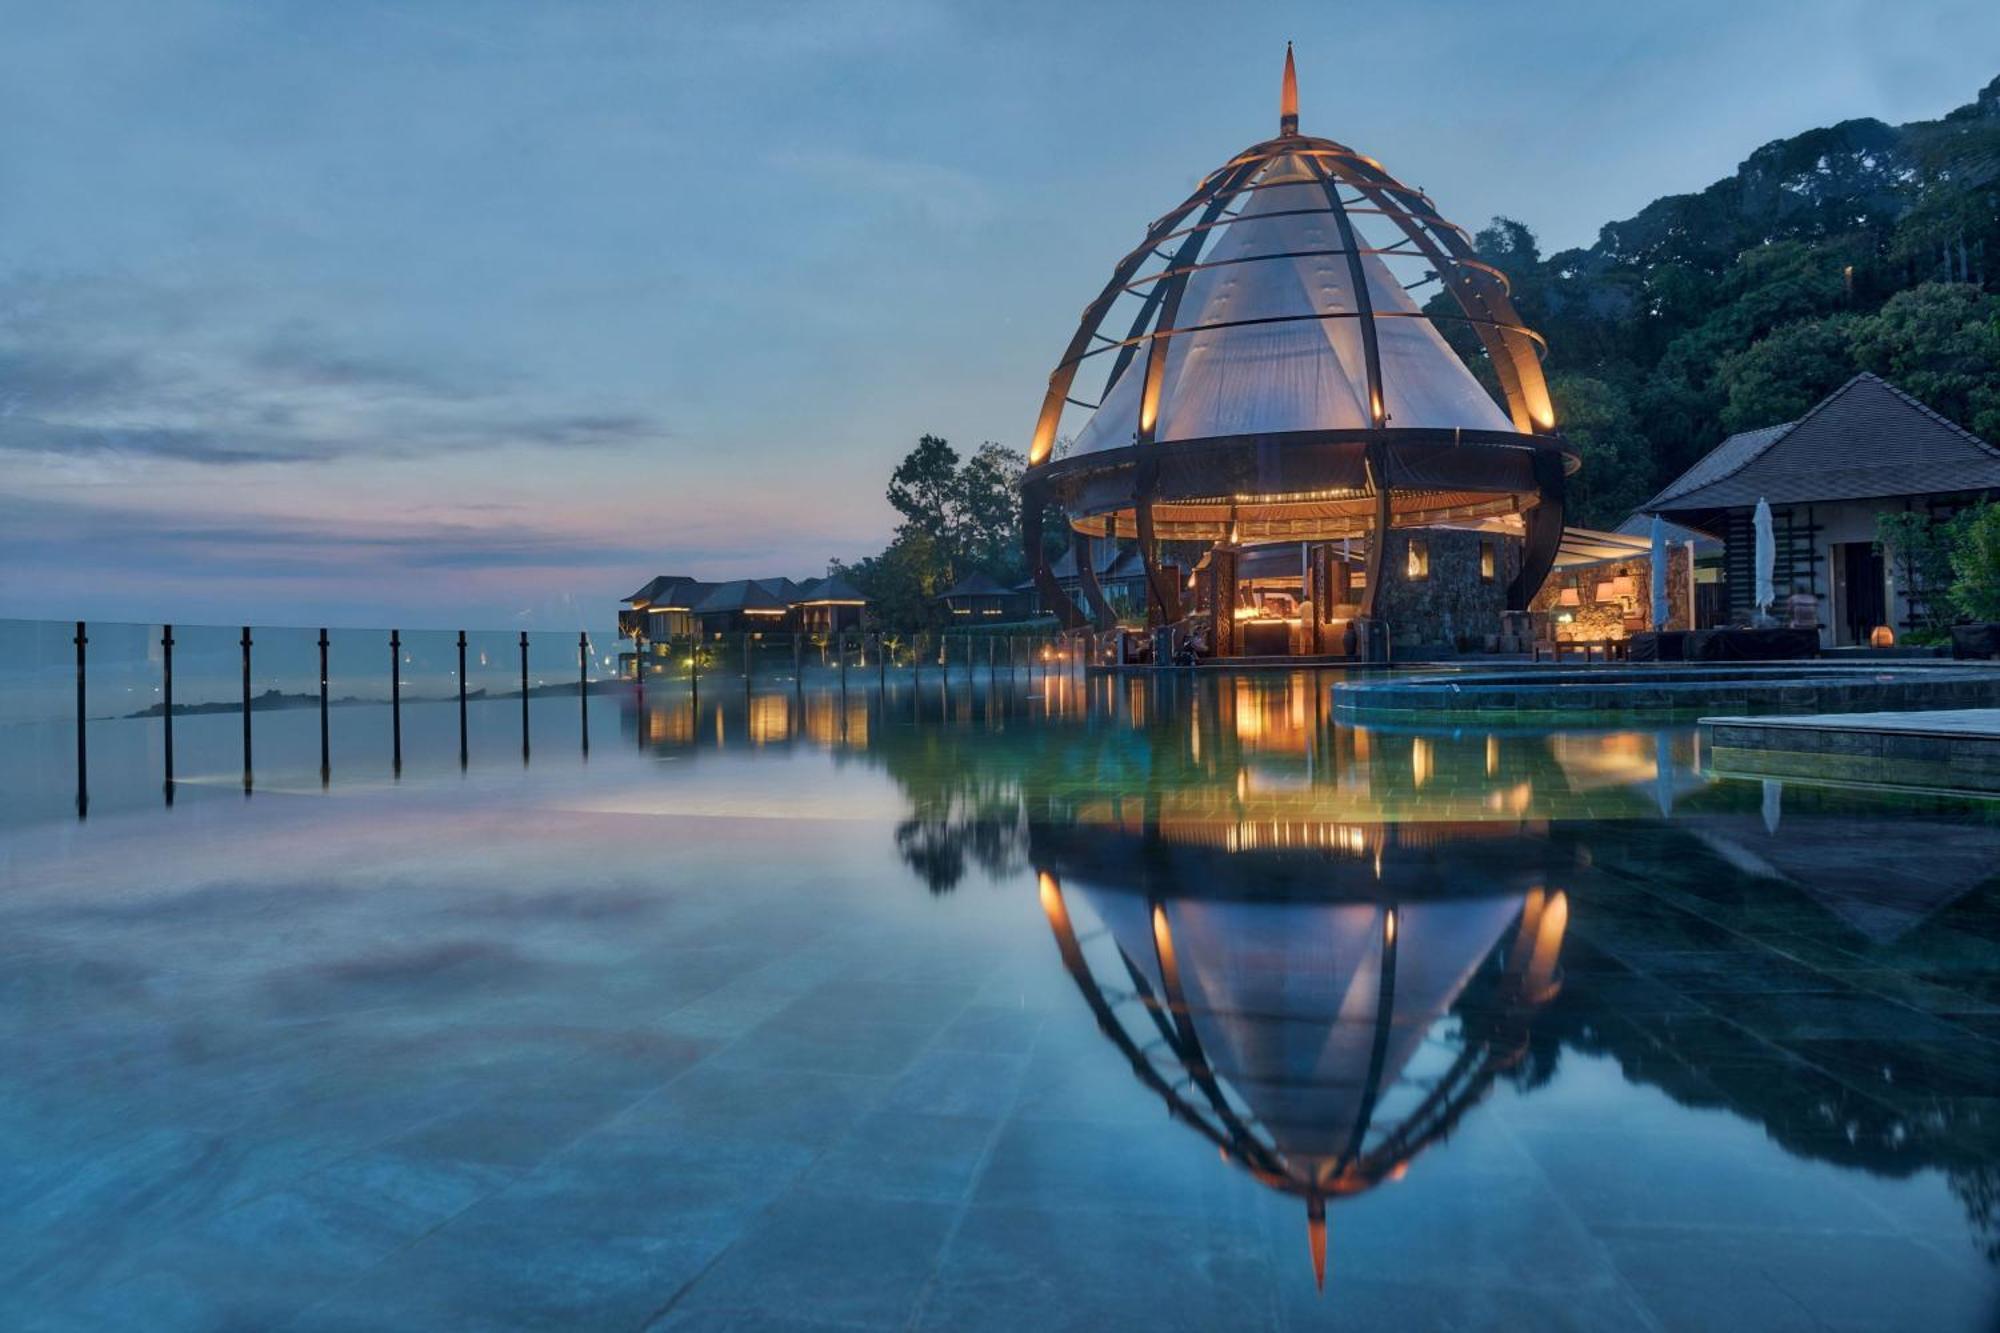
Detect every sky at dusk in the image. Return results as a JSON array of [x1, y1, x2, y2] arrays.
[[4, 0, 1998, 630]]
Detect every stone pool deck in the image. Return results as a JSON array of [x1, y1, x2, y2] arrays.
[[1703, 708, 2000, 794]]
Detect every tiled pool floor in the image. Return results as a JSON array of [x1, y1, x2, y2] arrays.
[[1, 675, 1995, 1329]]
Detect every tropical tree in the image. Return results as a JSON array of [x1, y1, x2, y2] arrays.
[[1545, 373, 1652, 527], [1848, 284, 2000, 439], [1715, 315, 1859, 432], [1948, 503, 2000, 623], [885, 434, 962, 539], [1876, 511, 1959, 639]]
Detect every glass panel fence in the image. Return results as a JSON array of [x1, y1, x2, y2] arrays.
[[164, 622, 251, 798], [243, 624, 324, 789], [0, 619, 82, 825], [77, 620, 162, 817], [1, 615, 1083, 827], [394, 628, 465, 775]]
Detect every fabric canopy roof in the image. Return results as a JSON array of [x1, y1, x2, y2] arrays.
[[1069, 153, 1512, 461]]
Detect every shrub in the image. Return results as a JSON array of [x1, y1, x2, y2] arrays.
[[1875, 511, 1957, 636], [1948, 503, 2000, 623]]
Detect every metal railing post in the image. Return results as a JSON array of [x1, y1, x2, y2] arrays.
[[578, 630, 590, 755], [161, 623, 174, 805], [240, 626, 253, 794], [456, 630, 468, 768], [74, 620, 87, 820], [390, 630, 402, 774], [318, 627, 330, 785], [520, 630, 530, 766]]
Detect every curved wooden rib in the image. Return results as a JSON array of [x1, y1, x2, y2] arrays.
[[1359, 443, 1392, 620], [1305, 155, 1385, 428], [1134, 499, 1180, 627], [1073, 527, 1118, 630], [1029, 159, 1264, 466], [1023, 485, 1087, 629], [1509, 451, 1568, 612]]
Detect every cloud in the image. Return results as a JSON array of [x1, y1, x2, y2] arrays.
[[0, 274, 671, 466], [0, 490, 665, 576]]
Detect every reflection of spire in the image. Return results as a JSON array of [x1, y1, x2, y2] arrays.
[[1279, 42, 1299, 135], [1307, 1196, 1327, 1291], [1653, 731, 1675, 818], [1761, 779, 1782, 835]]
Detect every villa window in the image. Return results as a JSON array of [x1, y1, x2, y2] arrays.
[[1479, 540, 1496, 583], [1406, 539, 1430, 580]]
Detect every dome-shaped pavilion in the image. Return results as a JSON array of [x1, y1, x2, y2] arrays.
[[1023, 48, 1574, 650]]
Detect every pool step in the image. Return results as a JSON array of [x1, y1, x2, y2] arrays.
[[1702, 708, 2000, 795]]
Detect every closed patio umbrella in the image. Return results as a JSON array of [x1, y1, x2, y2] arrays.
[[1753, 497, 1775, 624]]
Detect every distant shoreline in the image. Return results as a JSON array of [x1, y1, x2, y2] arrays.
[[122, 681, 627, 719]]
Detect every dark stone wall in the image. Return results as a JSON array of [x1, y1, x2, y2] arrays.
[[1378, 528, 1519, 653]]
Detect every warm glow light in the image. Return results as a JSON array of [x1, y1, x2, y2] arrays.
[[1151, 904, 1179, 980], [1870, 625, 1895, 648], [1524, 889, 1568, 1003], [1037, 872, 1068, 930], [1410, 737, 1432, 788]]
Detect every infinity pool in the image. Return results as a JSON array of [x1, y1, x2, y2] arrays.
[[2, 673, 1996, 1330]]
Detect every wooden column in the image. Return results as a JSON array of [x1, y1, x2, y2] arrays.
[[1359, 444, 1392, 620], [1208, 546, 1240, 658]]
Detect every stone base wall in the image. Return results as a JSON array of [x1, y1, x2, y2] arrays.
[[1530, 551, 1694, 640], [1377, 528, 1519, 654]]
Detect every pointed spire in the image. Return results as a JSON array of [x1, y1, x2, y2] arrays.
[[1279, 42, 1299, 135], [1307, 1196, 1327, 1292]]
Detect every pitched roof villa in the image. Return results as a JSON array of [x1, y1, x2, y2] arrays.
[[1643, 373, 2000, 644]]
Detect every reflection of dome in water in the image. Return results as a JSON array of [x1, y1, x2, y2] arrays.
[[1036, 825, 1567, 1291]]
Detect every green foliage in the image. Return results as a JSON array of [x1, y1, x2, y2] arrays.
[[1875, 511, 1959, 636], [842, 435, 1041, 632], [1715, 315, 1859, 432], [1428, 77, 1999, 514], [953, 442, 1027, 574], [834, 528, 953, 635], [885, 434, 961, 537], [1849, 284, 2000, 439], [1948, 502, 2000, 622], [1546, 373, 1651, 527]]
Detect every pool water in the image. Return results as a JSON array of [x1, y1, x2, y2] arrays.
[[1, 672, 1996, 1330]]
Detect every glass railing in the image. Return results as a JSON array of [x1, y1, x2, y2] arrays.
[[0, 618, 1080, 825]]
